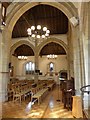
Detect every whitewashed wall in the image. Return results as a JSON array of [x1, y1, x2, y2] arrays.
[[11, 34, 67, 46], [11, 55, 67, 77]]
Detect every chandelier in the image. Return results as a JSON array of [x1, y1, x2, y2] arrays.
[[47, 54, 57, 59], [18, 56, 28, 60], [27, 25, 50, 41]]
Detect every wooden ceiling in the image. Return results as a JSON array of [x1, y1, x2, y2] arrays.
[[13, 42, 66, 57], [12, 4, 68, 38], [4, 3, 67, 56], [14, 44, 34, 56], [40, 42, 66, 56]]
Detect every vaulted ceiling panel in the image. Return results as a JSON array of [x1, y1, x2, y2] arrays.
[[40, 42, 66, 56], [13, 44, 34, 56], [12, 4, 68, 38]]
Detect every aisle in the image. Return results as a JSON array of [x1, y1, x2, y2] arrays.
[[2, 86, 73, 118], [43, 86, 73, 118]]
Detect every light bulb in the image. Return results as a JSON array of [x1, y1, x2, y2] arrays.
[[18, 56, 21, 59], [28, 32, 31, 35], [47, 55, 49, 58], [37, 35, 40, 38], [37, 25, 41, 30], [27, 28, 31, 32], [32, 34, 35, 37], [24, 56, 27, 59], [45, 33, 49, 36], [50, 54, 52, 58], [55, 55, 57, 58], [22, 56, 24, 59], [42, 35, 45, 38], [46, 30, 50, 34], [53, 54, 54, 58], [43, 27, 47, 31], [27, 28, 31, 35], [31, 26, 35, 30]]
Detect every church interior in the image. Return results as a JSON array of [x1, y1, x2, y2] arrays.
[[0, 1, 90, 119]]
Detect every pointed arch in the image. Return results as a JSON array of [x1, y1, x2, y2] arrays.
[[10, 40, 35, 56], [37, 38, 67, 56]]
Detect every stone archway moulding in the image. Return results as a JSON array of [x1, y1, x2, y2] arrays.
[[37, 38, 67, 56], [5, 2, 78, 37], [10, 40, 35, 56]]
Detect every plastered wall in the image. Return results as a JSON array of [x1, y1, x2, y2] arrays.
[[11, 55, 67, 77]]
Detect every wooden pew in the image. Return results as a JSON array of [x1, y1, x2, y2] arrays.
[[31, 88, 48, 105]]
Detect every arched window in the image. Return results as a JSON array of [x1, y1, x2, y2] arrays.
[[25, 61, 35, 74], [50, 62, 54, 72]]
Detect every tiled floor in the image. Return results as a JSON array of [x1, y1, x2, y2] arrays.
[[2, 86, 73, 118]]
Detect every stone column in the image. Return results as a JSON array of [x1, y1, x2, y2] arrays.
[[78, 2, 88, 87], [0, 34, 2, 120], [67, 23, 74, 79], [66, 45, 70, 79], [34, 38, 39, 84], [0, 2, 2, 119], [0, 16, 11, 104], [72, 25, 82, 95], [88, 2, 90, 85]]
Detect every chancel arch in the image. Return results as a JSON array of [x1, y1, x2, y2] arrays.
[[1, 2, 83, 103], [6, 2, 78, 33]]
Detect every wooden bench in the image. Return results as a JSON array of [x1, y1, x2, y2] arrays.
[[47, 83, 55, 90], [31, 88, 48, 105]]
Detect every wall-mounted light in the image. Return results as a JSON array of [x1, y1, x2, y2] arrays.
[[18, 56, 28, 60], [47, 54, 57, 59]]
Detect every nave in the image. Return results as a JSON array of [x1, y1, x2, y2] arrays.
[[2, 86, 73, 118], [0, 2, 89, 120]]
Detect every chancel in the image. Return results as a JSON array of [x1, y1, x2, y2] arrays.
[[0, 2, 90, 119]]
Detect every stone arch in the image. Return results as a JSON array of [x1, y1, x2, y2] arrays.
[[1, 2, 81, 102], [10, 40, 35, 56], [37, 38, 67, 56], [5, 2, 78, 37]]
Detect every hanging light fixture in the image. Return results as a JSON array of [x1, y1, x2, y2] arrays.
[[27, 25, 50, 41], [47, 54, 57, 59], [18, 56, 28, 60]]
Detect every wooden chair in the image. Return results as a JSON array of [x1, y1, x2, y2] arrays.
[[12, 85, 23, 103], [7, 84, 13, 101]]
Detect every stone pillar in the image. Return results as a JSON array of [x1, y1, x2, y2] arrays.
[[34, 38, 39, 84], [67, 47, 70, 79], [67, 23, 74, 79], [2, 27, 11, 101], [78, 2, 88, 87], [0, 2, 2, 119], [35, 53, 39, 71], [78, 2, 90, 110], [87, 3, 90, 109], [88, 2, 90, 85], [72, 26, 82, 95], [0, 33, 2, 120], [0, 16, 11, 104]]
